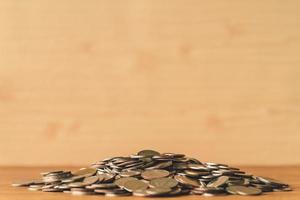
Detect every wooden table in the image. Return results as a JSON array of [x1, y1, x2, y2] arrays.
[[1, 166, 299, 200]]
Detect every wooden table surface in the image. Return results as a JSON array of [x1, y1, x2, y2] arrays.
[[0, 166, 299, 200], [1, 0, 300, 167]]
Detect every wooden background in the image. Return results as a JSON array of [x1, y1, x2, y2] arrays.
[[0, 0, 300, 166]]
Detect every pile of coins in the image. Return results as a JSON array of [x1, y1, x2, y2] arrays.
[[12, 150, 292, 197]]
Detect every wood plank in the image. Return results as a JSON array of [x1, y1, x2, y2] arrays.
[[0, 0, 300, 165]]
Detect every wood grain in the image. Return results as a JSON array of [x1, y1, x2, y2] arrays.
[[0, 0, 300, 165], [0, 166, 299, 200]]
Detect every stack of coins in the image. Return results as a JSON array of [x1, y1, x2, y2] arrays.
[[12, 150, 292, 197]]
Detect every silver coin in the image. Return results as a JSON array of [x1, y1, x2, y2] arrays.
[[119, 170, 141, 177], [114, 177, 138, 188], [149, 177, 178, 188], [141, 169, 170, 180], [83, 175, 99, 185], [12, 180, 34, 187], [146, 187, 172, 196], [226, 185, 262, 195], [72, 168, 97, 177], [137, 150, 160, 157], [123, 179, 148, 192], [207, 176, 229, 188], [87, 183, 117, 189], [174, 175, 200, 187], [42, 188, 63, 192]]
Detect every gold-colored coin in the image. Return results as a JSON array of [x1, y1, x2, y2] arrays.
[[114, 177, 138, 188], [123, 180, 148, 192], [149, 177, 178, 188], [207, 176, 229, 188], [226, 185, 262, 195], [137, 150, 160, 157], [72, 168, 97, 177], [174, 175, 200, 187], [141, 169, 169, 180]]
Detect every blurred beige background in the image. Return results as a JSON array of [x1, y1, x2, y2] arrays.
[[0, 0, 300, 166]]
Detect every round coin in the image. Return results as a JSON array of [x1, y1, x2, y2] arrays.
[[257, 176, 288, 186], [146, 161, 172, 169], [149, 178, 178, 188], [226, 185, 262, 195], [105, 192, 131, 197], [146, 187, 172, 196], [119, 170, 141, 177], [137, 150, 160, 157], [28, 185, 43, 191], [168, 187, 182, 196], [207, 176, 229, 188], [87, 183, 117, 189], [61, 175, 86, 183], [184, 169, 210, 177], [68, 182, 86, 188], [12, 180, 34, 187], [188, 164, 207, 170], [42, 188, 63, 192], [97, 173, 115, 183], [40, 170, 64, 176], [133, 189, 148, 197], [123, 179, 148, 192], [83, 176, 99, 185], [174, 175, 200, 187], [114, 177, 138, 188], [142, 169, 170, 180], [72, 168, 97, 177], [71, 190, 94, 195]]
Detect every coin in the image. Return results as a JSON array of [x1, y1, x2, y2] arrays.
[[141, 169, 170, 180], [162, 153, 185, 158], [71, 190, 94, 195], [257, 176, 288, 186], [72, 168, 97, 177], [123, 179, 148, 192], [12, 180, 34, 187], [119, 170, 141, 177], [137, 150, 160, 157], [226, 185, 262, 195], [146, 161, 173, 169], [184, 169, 210, 177], [28, 185, 43, 191], [97, 173, 115, 182], [61, 175, 86, 183], [173, 163, 188, 170], [146, 187, 172, 196], [174, 175, 200, 187], [87, 183, 117, 189], [207, 176, 229, 188], [83, 176, 99, 185], [56, 184, 70, 190], [105, 192, 131, 197], [168, 187, 183, 196], [149, 177, 178, 188], [279, 187, 292, 191], [41, 170, 64, 176], [42, 171, 72, 183], [188, 164, 209, 171], [42, 188, 63, 192], [68, 182, 86, 188], [114, 177, 138, 188], [133, 189, 148, 196], [12, 150, 291, 197]]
